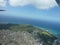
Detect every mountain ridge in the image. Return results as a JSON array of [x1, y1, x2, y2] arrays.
[[0, 24, 58, 45]]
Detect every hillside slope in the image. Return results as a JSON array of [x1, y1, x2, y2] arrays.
[[0, 24, 57, 45]]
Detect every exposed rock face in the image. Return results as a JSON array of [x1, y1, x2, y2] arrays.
[[53, 39, 60, 45], [0, 30, 43, 45]]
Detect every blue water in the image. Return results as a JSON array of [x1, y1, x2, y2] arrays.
[[0, 15, 60, 38]]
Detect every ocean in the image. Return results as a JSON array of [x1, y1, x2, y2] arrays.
[[0, 15, 60, 38]]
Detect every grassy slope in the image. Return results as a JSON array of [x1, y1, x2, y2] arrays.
[[0, 24, 57, 45]]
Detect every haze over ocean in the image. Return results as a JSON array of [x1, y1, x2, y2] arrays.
[[0, 15, 60, 38]]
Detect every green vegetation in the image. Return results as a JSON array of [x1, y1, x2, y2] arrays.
[[0, 24, 57, 45]]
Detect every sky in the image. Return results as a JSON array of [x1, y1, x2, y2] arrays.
[[0, 0, 60, 23]]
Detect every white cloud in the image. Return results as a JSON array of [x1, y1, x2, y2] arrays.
[[9, 0, 58, 9], [0, 0, 58, 9], [9, 0, 30, 6], [0, 0, 7, 7]]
